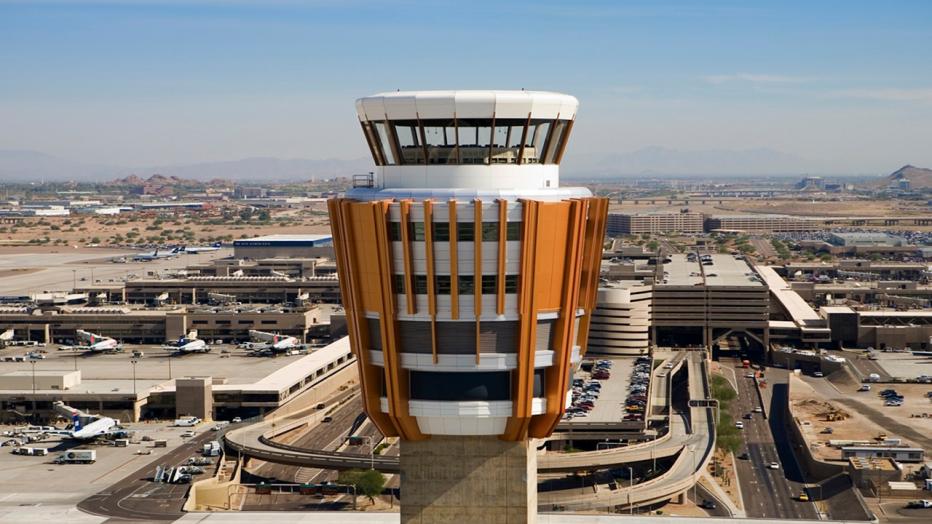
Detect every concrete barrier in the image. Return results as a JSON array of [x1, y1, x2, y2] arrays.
[[784, 376, 847, 481]]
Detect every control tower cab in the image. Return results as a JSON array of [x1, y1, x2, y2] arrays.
[[355, 90, 579, 192], [328, 90, 608, 523]]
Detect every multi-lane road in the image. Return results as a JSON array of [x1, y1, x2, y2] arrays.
[[250, 394, 382, 485], [723, 356, 818, 519]]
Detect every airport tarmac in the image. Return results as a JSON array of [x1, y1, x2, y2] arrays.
[[0, 246, 230, 296], [0, 420, 216, 518], [869, 350, 932, 381]]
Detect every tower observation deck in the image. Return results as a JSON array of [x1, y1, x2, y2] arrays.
[[328, 91, 608, 523]]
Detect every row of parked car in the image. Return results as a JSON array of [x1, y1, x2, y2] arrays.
[[564, 360, 613, 420], [624, 356, 652, 422]]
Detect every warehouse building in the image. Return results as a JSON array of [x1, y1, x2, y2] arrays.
[[233, 234, 333, 259], [607, 212, 703, 235], [828, 232, 906, 248], [124, 275, 340, 305], [705, 214, 822, 233], [0, 336, 355, 423], [0, 305, 326, 344]]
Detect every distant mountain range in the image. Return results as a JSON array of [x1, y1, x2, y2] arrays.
[[561, 146, 817, 177], [866, 164, 932, 189], [0, 150, 374, 183], [0, 147, 912, 183]]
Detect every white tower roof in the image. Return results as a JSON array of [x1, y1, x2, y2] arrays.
[[356, 90, 578, 121]]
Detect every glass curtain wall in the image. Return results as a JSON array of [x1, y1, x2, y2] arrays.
[[361, 118, 572, 166]]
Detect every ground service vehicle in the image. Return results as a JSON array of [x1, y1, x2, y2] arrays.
[[12, 447, 48, 456], [55, 449, 96, 464]]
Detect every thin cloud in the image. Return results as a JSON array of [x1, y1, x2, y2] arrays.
[[702, 73, 811, 85], [828, 88, 932, 102]]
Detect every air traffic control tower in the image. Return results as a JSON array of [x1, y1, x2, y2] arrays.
[[328, 91, 608, 523]]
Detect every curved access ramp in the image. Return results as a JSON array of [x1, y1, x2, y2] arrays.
[[226, 353, 699, 478], [223, 397, 401, 473], [538, 352, 716, 510]]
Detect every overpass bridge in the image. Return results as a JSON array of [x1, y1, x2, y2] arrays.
[[537, 352, 716, 510], [225, 351, 716, 510]]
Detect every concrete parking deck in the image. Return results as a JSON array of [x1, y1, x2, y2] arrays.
[[537, 352, 716, 510]]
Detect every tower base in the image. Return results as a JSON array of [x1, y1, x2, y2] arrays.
[[399, 435, 537, 524]]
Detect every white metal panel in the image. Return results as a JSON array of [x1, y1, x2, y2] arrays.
[[354, 99, 366, 121], [378, 164, 559, 190], [453, 90, 497, 119], [494, 91, 535, 119], [529, 92, 565, 119], [557, 95, 580, 119], [382, 93, 419, 120], [358, 96, 387, 121], [414, 91, 457, 120]]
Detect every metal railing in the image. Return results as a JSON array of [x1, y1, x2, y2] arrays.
[[352, 173, 375, 188]]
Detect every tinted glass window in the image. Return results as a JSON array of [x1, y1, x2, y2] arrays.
[[432, 222, 450, 242], [410, 370, 510, 401], [458, 275, 474, 294], [388, 222, 402, 241], [457, 222, 474, 242]]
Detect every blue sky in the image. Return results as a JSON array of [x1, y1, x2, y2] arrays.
[[1, 0, 931, 173]]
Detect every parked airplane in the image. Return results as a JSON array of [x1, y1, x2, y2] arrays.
[[62, 330, 121, 353], [245, 330, 300, 354], [132, 247, 181, 262], [50, 402, 120, 441], [162, 330, 210, 354], [0, 328, 14, 347], [178, 242, 222, 254]]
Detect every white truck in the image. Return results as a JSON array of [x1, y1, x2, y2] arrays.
[[174, 416, 201, 427], [12, 447, 48, 456], [202, 440, 222, 457], [55, 449, 96, 464]]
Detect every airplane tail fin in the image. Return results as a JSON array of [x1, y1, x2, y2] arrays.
[[212, 242, 221, 248], [72, 412, 82, 431]]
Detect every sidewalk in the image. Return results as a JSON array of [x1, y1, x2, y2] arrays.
[[700, 469, 746, 518]]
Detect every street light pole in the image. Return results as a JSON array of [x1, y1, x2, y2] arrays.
[[689, 444, 698, 506], [131, 358, 138, 396], [29, 357, 37, 413], [629, 467, 634, 515], [351, 435, 375, 470]]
